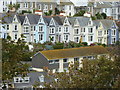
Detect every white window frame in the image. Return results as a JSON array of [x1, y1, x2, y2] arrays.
[[88, 36, 93, 41], [39, 26, 43, 32], [39, 34, 43, 41], [64, 35, 69, 41], [74, 37, 79, 43], [24, 26, 29, 33]]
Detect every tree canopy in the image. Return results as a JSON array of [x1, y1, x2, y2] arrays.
[[45, 45, 120, 88], [2, 35, 32, 82]]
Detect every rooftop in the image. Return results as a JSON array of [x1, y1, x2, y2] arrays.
[[40, 46, 108, 60]]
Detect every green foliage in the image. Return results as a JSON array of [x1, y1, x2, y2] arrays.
[[74, 10, 86, 16], [81, 42, 88, 46], [2, 36, 31, 82], [45, 55, 120, 88], [22, 10, 32, 14], [55, 8, 60, 15], [8, 3, 20, 11], [44, 10, 53, 16], [91, 16, 97, 20], [53, 45, 63, 49], [95, 12, 103, 19], [101, 13, 107, 19]]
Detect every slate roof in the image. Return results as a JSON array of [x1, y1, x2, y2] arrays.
[[100, 20, 114, 29], [43, 16, 52, 25], [18, 15, 25, 25], [68, 17, 76, 26], [93, 20, 114, 29], [0, 13, 25, 24], [52, 16, 63, 25], [93, 20, 100, 26], [40, 46, 108, 60], [14, 72, 52, 88], [26, 14, 40, 25], [60, 0, 74, 5], [95, 2, 112, 8], [74, 17, 90, 27], [0, 13, 15, 24]]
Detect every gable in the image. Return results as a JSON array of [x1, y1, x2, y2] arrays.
[[63, 17, 70, 26], [98, 22, 104, 30], [88, 18, 93, 26], [112, 21, 117, 29], [74, 19, 79, 26], [12, 15, 19, 23], [50, 18, 55, 26], [23, 16, 30, 25], [38, 16, 44, 24]]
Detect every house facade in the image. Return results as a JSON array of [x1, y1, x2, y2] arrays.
[[73, 17, 97, 45], [0, 0, 17, 13], [35, 16, 51, 43], [22, 14, 39, 43], [94, 20, 119, 45], [17, 0, 57, 15], [0, 13, 119, 45], [88, 2, 120, 20]]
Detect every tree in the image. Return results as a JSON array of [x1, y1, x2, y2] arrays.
[[2, 36, 31, 83], [101, 13, 107, 19], [74, 10, 86, 16], [44, 10, 53, 16], [45, 55, 120, 88], [8, 3, 20, 12], [95, 12, 103, 19], [55, 8, 60, 15]]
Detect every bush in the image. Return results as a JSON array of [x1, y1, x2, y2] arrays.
[[53, 45, 63, 49], [102, 44, 107, 47], [44, 41, 53, 45], [22, 10, 32, 14], [82, 42, 88, 46], [55, 42, 64, 46]]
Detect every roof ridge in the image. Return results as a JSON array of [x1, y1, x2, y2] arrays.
[[40, 46, 104, 52]]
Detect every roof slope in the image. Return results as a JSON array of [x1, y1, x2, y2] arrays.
[[27, 14, 40, 24], [40, 46, 108, 60], [74, 17, 90, 27]]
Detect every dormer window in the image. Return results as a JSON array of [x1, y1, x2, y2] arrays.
[[39, 75, 44, 82], [89, 21, 91, 25], [64, 19, 67, 24], [50, 20, 54, 25], [14, 77, 30, 83], [13, 18, 16, 22]]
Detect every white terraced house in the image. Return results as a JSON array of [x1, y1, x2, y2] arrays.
[[0, 0, 17, 13]]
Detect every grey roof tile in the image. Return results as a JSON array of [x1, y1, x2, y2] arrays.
[[74, 17, 90, 27]]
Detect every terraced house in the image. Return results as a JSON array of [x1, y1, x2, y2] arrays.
[[73, 17, 97, 45], [0, 13, 119, 45], [22, 14, 39, 42], [35, 15, 51, 43], [94, 20, 119, 45], [0, 13, 24, 41], [17, 0, 57, 14]]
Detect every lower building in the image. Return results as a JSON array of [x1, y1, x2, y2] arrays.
[[32, 46, 108, 73]]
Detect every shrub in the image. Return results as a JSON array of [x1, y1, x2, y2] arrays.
[[82, 42, 88, 46], [53, 45, 63, 49]]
